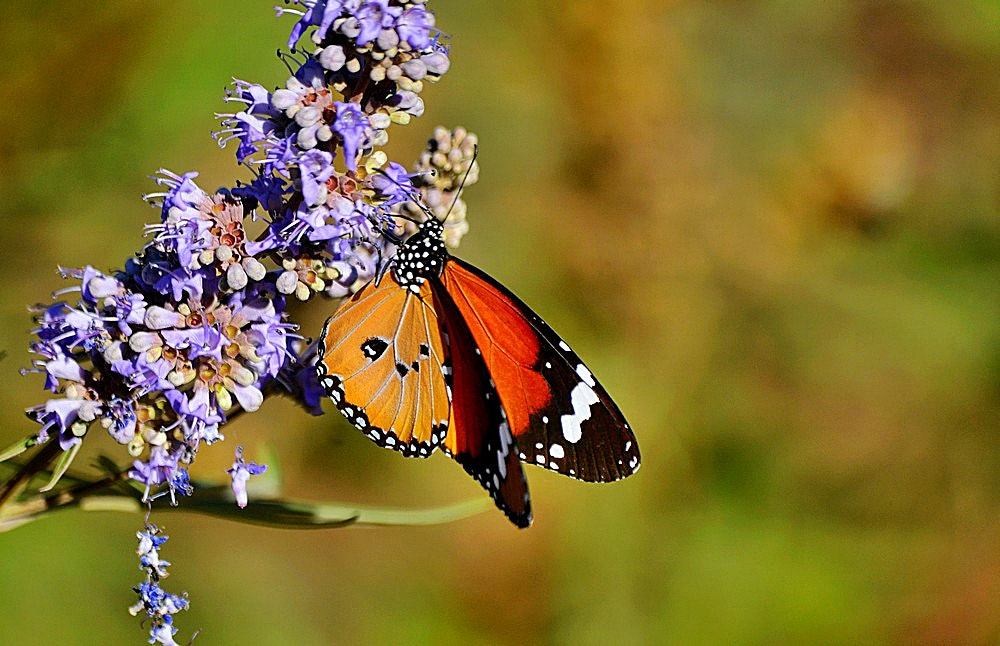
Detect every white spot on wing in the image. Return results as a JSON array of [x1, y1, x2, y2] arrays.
[[575, 364, 595, 387], [549, 444, 565, 459], [496, 416, 512, 478], [560, 382, 599, 443], [558, 341, 571, 352]]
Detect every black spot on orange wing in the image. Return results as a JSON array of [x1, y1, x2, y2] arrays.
[[361, 337, 390, 361], [440, 257, 640, 483], [431, 281, 532, 528], [317, 277, 451, 458]]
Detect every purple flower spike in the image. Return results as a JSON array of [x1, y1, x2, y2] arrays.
[[131, 525, 189, 646], [19, 3, 474, 641]]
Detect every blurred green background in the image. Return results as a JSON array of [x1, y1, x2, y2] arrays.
[[1, 0, 999, 643]]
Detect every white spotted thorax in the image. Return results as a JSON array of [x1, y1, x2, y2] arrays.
[[392, 218, 447, 293]]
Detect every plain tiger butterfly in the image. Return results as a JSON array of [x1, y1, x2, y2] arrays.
[[315, 199, 640, 528]]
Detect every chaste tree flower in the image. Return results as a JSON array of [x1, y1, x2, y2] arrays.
[[0, 0, 483, 641], [228, 445, 269, 509], [130, 525, 189, 645], [17, 0, 461, 511]]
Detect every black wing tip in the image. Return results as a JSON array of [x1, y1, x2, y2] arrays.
[[494, 488, 532, 528], [497, 472, 533, 529], [454, 456, 534, 528], [507, 508, 533, 529], [491, 488, 533, 528]]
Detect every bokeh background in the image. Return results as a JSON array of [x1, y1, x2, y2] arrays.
[[1, 1, 999, 643]]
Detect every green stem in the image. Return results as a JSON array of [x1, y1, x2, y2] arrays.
[[0, 461, 491, 532], [0, 440, 62, 510]]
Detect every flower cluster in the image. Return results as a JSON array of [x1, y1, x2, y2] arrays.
[[9, 0, 478, 640], [19, 0, 466, 512], [281, 0, 448, 129], [130, 526, 189, 645], [214, 0, 451, 305], [23, 171, 298, 503]]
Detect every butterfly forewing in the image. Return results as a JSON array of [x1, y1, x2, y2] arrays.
[[440, 258, 640, 482], [317, 277, 451, 457]]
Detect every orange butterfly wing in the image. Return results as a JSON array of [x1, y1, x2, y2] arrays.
[[317, 277, 450, 457], [432, 283, 532, 528], [440, 258, 640, 482]]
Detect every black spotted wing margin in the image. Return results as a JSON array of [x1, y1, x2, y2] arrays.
[[317, 277, 451, 458]]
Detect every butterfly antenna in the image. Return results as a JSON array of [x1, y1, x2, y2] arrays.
[[439, 144, 478, 223], [373, 218, 404, 245], [374, 253, 394, 286], [362, 206, 412, 245], [361, 232, 396, 287]]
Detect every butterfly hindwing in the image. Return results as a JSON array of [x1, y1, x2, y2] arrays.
[[317, 277, 451, 457], [432, 282, 532, 528], [440, 258, 640, 482]]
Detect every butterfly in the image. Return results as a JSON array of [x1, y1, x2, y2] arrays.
[[315, 210, 640, 528]]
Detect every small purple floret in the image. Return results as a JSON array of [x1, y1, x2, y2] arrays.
[[332, 101, 368, 170], [228, 446, 268, 508]]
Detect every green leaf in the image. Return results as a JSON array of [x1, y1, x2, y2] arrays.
[[164, 487, 493, 528], [0, 456, 492, 531], [37, 442, 81, 493], [0, 434, 40, 464]]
